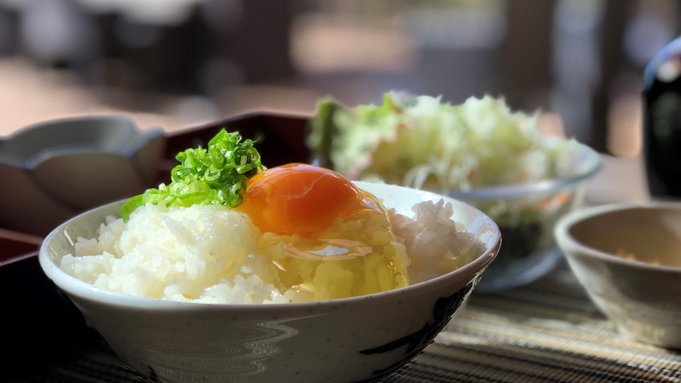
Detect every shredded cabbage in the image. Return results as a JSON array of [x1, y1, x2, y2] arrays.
[[307, 92, 580, 192]]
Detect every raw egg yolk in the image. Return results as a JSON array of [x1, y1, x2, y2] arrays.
[[238, 164, 367, 236]]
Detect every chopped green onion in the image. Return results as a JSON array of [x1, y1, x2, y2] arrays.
[[120, 128, 265, 221]]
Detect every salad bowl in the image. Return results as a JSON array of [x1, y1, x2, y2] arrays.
[[307, 93, 602, 292], [39, 182, 501, 383], [451, 141, 602, 292]]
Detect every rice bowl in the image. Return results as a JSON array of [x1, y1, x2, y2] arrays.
[[59, 189, 486, 304], [40, 182, 501, 383]]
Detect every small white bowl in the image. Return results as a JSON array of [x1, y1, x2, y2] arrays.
[[555, 202, 681, 348], [40, 182, 501, 383]]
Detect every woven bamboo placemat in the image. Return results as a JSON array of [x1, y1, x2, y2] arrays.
[[8, 261, 680, 383], [411, 263, 681, 383]]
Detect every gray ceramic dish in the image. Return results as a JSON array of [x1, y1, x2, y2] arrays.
[[555, 202, 681, 348], [0, 116, 166, 236]]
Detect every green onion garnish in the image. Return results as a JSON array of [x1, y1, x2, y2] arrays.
[[120, 128, 265, 221]]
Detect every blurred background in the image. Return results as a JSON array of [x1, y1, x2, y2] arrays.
[[0, 0, 677, 159]]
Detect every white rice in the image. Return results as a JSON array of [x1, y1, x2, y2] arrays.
[[60, 200, 484, 304]]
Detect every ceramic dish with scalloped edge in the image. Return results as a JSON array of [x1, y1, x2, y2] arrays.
[[0, 115, 165, 236]]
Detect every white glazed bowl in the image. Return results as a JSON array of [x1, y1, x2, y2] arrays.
[[555, 202, 681, 349], [39, 181, 501, 383]]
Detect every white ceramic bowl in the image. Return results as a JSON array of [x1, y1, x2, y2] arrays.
[[555, 202, 681, 348], [39, 182, 501, 383]]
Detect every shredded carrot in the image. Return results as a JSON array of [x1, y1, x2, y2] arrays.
[[531, 192, 571, 211]]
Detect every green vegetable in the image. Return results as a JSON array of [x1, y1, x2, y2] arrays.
[[120, 128, 264, 220], [307, 92, 579, 192]]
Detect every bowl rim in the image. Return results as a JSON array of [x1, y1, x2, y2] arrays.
[[39, 182, 501, 312], [444, 142, 602, 200], [1, 115, 137, 141], [0, 115, 165, 169], [555, 201, 681, 273]]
